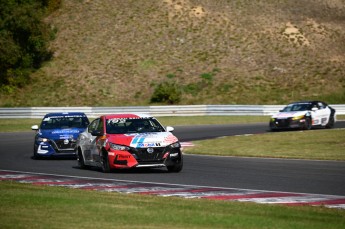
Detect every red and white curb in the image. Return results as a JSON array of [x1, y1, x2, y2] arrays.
[[180, 142, 194, 148], [1, 170, 344, 210]]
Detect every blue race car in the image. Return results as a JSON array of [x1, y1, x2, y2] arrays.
[[31, 112, 90, 159]]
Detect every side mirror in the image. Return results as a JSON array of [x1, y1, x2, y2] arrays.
[[91, 130, 104, 136], [31, 125, 39, 130], [312, 107, 318, 111], [166, 126, 174, 132]]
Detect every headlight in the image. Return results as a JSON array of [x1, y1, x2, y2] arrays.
[[109, 143, 130, 151], [292, 115, 305, 120], [170, 142, 181, 148], [37, 137, 48, 142]]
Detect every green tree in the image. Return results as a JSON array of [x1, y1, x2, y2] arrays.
[[0, 0, 58, 90]]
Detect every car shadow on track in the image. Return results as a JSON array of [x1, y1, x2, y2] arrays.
[[31, 156, 76, 160], [72, 166, 169, 174]]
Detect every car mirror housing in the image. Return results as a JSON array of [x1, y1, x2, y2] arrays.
[[166, 126, 174, 132], [312, 107, 318, 111], [91, 130, 104, 136], [31, 125, 39, 130]]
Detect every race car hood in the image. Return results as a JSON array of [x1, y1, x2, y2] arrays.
[[38, 128, 84, 140], [107, 132, 179, 148], [272, 111, 307, 119]]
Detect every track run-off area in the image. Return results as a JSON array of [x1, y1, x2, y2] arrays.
[[1, 170, 345, 209], [1, 122, 345, 209]]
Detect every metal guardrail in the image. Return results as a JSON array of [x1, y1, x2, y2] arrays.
[[0, 105, 344, 119]]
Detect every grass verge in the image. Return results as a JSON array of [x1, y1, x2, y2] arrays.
[[0, 181, 344, 229], [0, 116, 270, 132], [184, 128, 345, 161], [0, 119, 41, 132], [1, 115, 344, 132]]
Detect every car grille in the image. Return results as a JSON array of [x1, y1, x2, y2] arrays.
[[275, 118, 291, 127], [129, 147, 166, 163], [49, 139, 76, 152]]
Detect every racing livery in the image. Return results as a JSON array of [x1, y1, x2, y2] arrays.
[[31, 112, 90, 158], [269, 101, 336, 131], [76, 114, 183, 173]]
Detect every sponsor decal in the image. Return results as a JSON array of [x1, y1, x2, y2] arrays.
[[276, 112, 297, 118], [52, 130, 80, 134], [130, 133, 178, 148], [107, 117, 152, 124], [108, 118, 126, 124], [59, 134, 74, 140], [137, 143, 161, 147], [43, 115, 85, 121]]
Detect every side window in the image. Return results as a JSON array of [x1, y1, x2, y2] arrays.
[[96, 119, 104, 132], [88, 119, 99, 133], [311, 102, 319, 110], [318, 102, 325, 109]]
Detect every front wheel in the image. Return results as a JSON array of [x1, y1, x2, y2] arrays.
[[304, 118, 312, 130], [33, 145, 40, 159], [101, 151, 111, 173], [77, 148, 87, 169], [326, 115, 335, 129], [167, 157, 183, 173]]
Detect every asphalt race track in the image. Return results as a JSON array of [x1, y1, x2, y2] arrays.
[[0, 121, 345, 199]]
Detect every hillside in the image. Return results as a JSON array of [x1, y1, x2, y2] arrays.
[[1, 0, 344, 106]]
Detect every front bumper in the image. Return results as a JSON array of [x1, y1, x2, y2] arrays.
[[107, 146, 182, 169], [34, 139, 77, 157], [269, 118, 306, 130]]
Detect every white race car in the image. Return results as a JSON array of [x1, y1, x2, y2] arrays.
[[269, 101, 336, 131]]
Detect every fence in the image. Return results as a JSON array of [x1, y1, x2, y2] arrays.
[[0, 105, 344, 118]]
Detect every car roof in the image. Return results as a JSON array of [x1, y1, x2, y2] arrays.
[[44, 112, 87, 117], [288, 100, 322, 105], [103, 113, 153, 119]]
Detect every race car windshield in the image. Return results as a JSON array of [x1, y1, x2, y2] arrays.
[[40, 116, 89, 129], [106, 118, 165, 134], [282, 103, 312, 112]]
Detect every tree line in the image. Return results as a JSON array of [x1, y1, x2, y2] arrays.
[[0, 0, 60, 93]]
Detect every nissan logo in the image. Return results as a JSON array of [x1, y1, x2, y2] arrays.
[[147, 148, 154, 154]]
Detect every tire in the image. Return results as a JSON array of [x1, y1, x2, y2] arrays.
[[269, 123, 276, 132], [304, 117, 312, 130], [101, 151, 111, 173], [167, 156, 183, 173], [77, 148, 86, 169], [33, 145, 40, 159], [326, 115, 335, 129]]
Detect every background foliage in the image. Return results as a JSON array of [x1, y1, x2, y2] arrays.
[[0, 0, 344, 106], [0, 0, 60, 93]]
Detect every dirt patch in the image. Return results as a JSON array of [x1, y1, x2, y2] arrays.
[[283, 22, 310, 46]]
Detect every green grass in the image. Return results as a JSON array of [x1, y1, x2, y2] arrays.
[[0, 115, 344, 132], [184, 129, 345, 161], [158, 115, 270, 126], [0, 116, 274, 132], [0, 181, 344, 229], [0, 119, 41, 132]]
